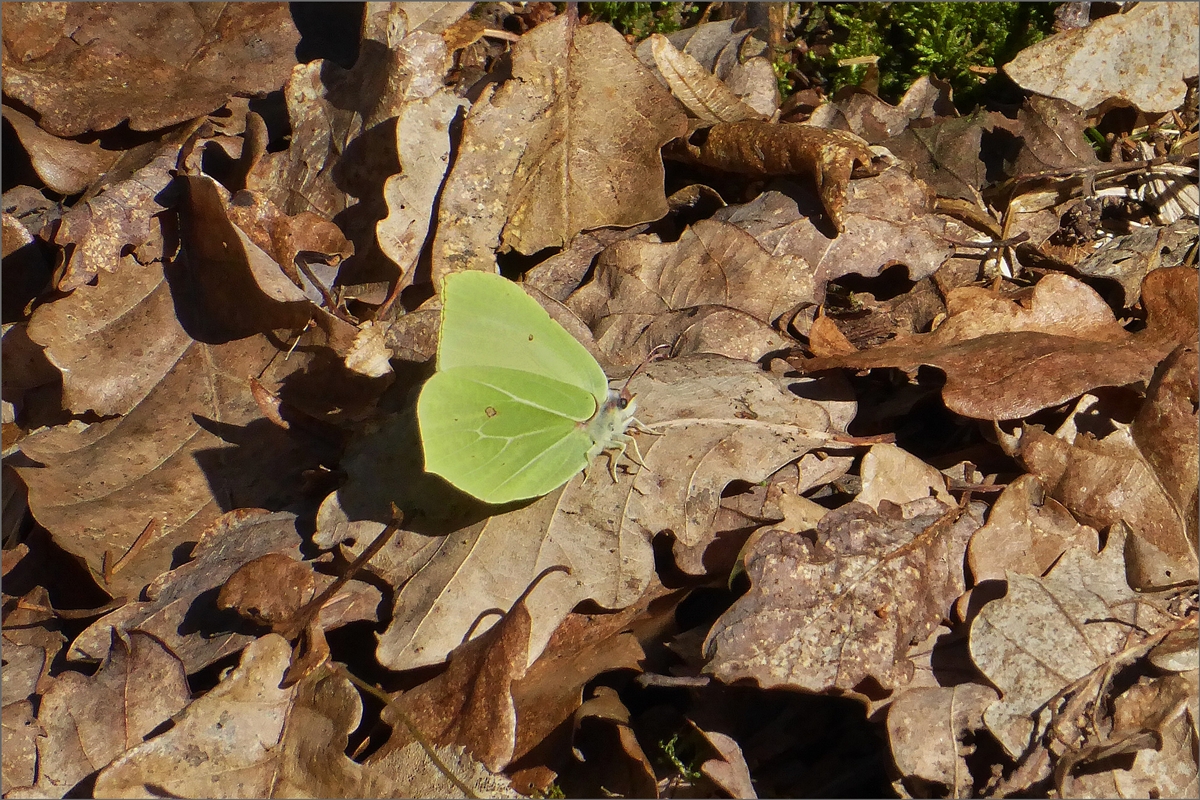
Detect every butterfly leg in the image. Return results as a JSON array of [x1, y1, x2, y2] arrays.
[[629, 417, 660, 436]]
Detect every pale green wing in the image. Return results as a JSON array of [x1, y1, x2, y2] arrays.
[[436, 271, 610, 406], [417, 365, 600, 504]]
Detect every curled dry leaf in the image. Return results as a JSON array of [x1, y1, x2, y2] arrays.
[[0, 3, 300, 137], [0, 107, 120, 196], [433, 14, 687, 276], [1016, 345, 1199, 590], [647, 33, 763, 124], [509, 579, 677, 770], [796, 270, 1197, 420], [705, 499, 983, 694], [691, 721, 758, 799], [613, 355, 845, 575], [17, 632, 188, 799], [372, 593, 534, 773], [665, 122, 878, 233], [1003, 3, 1199, 113]]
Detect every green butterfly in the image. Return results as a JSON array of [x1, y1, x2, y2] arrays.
[[417, 271, 646, 504]]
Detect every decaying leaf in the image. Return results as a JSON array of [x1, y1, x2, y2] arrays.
[[67, 510, 379, 673], [18, 632, 188, 798], [969, 523, 1173, 760], [567, 218, 815, 365], [796, 269, 1197, 420], [966, 474, 1099, 583], [45, 123, 193, 292], [705, 499, 983, 694], [1014, 346, 1199, 589], [93, 635, 363, 798], [0, 3, 300, 136], [712, 168, 961, 294], [887, 684, 998, 797], [1004, 3, 1200, 113]]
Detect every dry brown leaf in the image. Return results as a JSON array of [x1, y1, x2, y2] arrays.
[[509, 576, 683, 769], [1, 699, 39, 794], [691, 722, 758, 799], [15, 247, 324, 597], [566, 686, 658, 799], [666, 122, 878, 233], [991, 96, 1101, 176], [217, 553, 317, 627], [1004, 3, 1199, 113], [46, 123, 192, 292], [966, 474, 1099, 583], [887, 684, 998, 797], [855, 443, 955, 511], [68, 510, 379, 673], [372, 593, 534, 773], [807, 76, 956, 142], [1072, 220, 1199, 308], [968, 523, 1173, 760], [222, 189, 355, 303], [362, 741, 521, 799], [93, 634, 365, 798], [796, 270, 1197, 419], [567, 218, 815, 365], [713, 168, 960, 296], [1016, 347, 1199, 590], [879, 110, 990, 201], [0, 4, 299, 137], [377, 89, 465, 288], [705, 499, 983, 694], [648, 33, 762, 124], [0, 107, 121, 195], [0, 586, 65, 701], [396, 2, 474, 36], [432, 15, 687, 276], [18, 632, 188, 798]]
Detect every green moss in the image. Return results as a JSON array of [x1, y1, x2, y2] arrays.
[[581, 2, 700, 38], [820, 2, 1059, 109]]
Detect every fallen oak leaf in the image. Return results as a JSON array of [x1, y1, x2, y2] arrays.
[[664, 121, 881, 233], [793, 270, 1198, 420], [648, 33, 765, 124]]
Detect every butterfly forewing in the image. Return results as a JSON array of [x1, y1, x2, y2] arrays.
[[436, 271, 610, 406]]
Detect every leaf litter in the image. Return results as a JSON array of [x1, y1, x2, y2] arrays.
[[2, 3, 1197, 798]]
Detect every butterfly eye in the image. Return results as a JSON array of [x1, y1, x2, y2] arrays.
[[617, 397, 629, 410]]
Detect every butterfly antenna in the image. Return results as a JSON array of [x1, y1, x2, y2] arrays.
[[619, 343, 672, 401]]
